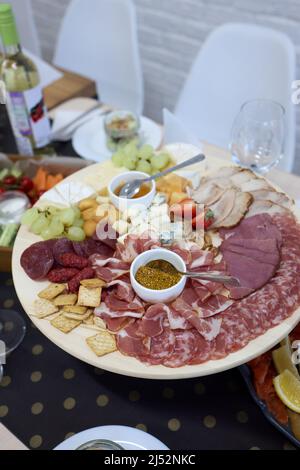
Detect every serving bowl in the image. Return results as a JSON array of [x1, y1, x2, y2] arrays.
[[130, 248, 187, 304], [108, 171, 156, 212]]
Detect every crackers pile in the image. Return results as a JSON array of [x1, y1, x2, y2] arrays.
[[32, 280, 117, 356]]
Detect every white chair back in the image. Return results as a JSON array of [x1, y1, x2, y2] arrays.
[[9, 0, 41, 56], [54, 0, 144, 114], [175, 23, 296, 172]]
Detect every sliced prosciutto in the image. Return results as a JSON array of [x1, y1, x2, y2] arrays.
[[139, 304, 169, 337], [117, 323, 150, 357], [94, 301, 144, 320], [170, 241, 214, 269], [90, 256, 130, 283], [116, 234, 161, 263]]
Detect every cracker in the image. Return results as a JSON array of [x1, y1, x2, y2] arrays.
[[78, 286, 101, 308], [63, 305, 88, 315], [51, 314, 81, 333], [86, 331, 117, 357], [38, 283, 66, 300], [53, 294, 78, 306], [80, 278, 106, 288], [94, 316, 107, 330], [83, 312, 94, 325], [45, 312, 61, 322], [33, 299, 59, 319], [63, 312, 91, 321]]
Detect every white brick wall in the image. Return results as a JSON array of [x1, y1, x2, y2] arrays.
[[31, 0, 300, 173]]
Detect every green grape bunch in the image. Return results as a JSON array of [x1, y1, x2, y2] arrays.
[[112, 142, 170, 175], [21, 206, 86, 242]]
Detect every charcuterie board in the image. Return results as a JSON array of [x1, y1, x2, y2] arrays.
[[12, 145, 300, 380]]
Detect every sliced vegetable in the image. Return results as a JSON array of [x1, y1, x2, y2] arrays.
[[0, 223, 19, 247]]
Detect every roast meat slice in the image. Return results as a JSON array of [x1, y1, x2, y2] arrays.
[[212, 192, 252, 229], [245, 200, 288, 219]]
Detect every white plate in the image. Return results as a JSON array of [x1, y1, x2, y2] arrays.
[[54, 425, 169, 451], [12, 147, 300, 380], [72, 115, 163, 162]]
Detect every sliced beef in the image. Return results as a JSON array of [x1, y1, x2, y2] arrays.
[[220, 214, 282, 299]]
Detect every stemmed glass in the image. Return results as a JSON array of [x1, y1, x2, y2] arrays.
[[230, 99, 285, 174], [0, 309, 26, 382]]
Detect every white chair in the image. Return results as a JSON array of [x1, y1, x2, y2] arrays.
[[175, 23, 296, 172], [53, 0, 144, 114], [9, 0, 41, 56]]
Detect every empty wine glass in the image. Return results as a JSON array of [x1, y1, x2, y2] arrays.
[[0, 309, 26, 383], [230, 99, 285, 174]]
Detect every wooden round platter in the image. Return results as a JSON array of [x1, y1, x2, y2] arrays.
[[12, 145, 300, 379]]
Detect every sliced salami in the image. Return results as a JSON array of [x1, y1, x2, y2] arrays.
[[21, 241, 54, 280], [163, 331, 198, 368], [53, 238, 74, 264]]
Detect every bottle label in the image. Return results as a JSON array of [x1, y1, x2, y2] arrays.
[[6, 85, 51, 155]]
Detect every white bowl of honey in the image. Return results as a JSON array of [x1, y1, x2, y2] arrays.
[[108, 171, 156, 212]]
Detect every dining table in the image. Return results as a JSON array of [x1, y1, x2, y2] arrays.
[[0, 74, 300, 450]]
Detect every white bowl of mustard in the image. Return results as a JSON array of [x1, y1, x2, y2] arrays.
[[130, 248, 187, 304], [108, 171, 156, 212]]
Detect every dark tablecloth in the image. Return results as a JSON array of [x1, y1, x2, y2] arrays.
[[0, 273, 296, 451]]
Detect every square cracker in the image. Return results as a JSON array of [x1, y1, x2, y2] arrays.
[[80, 278, 106, 288], [38, 283, 66, 300], [86, 331, 117, 357], [63, 305, 87, 315], [34, 299, 59, 319], [83, 311, 94, 325], [51, 314, 81, 333], [94, 316, 106, 330], [53, 294, 78, 306], [78, 286, 101, 308], [63, 312, 91, 321]]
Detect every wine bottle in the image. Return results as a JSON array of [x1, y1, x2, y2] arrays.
[[0, 3, 53, 156]]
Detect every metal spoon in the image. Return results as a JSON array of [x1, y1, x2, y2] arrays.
[[119, 153, 206, 199], [177, 270, 240, 287]]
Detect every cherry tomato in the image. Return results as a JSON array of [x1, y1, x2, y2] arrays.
[[3, 175, 17, 186], [19, 176, 34, 193], [170, 199, 198, 221]]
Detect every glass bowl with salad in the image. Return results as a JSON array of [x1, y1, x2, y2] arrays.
[[104, 110, 140, 152]]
